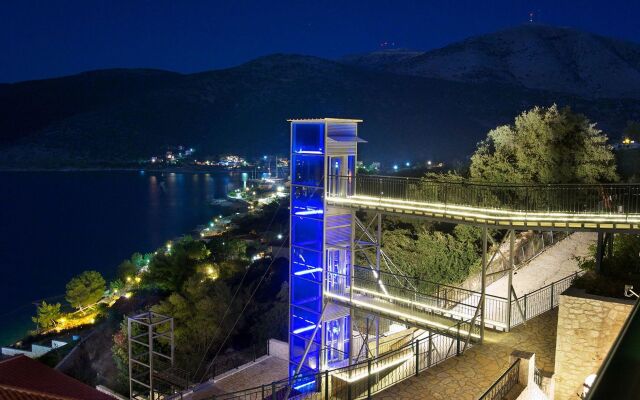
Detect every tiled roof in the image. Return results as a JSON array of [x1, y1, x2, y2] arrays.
[[0, 355, 114, 400]]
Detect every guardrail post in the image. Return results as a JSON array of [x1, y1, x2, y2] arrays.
[[427, 334, 432, 368], [367, 358, 372, 398], [550, 282, 555, 309], [405, 177, 409, 201], [524, 294, 528, 320], [415, 339, 420, 376], [261, 384, 265, 400], [325, 370, 329, 399], [456, 323, 461, 356], [378, 178, 382, 199], [348, 381, 353, 400]]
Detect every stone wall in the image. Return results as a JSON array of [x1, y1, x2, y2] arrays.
[[554, 288, 634, 400]]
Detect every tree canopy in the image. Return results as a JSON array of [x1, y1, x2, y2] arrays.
[[145, 236, 211, 292], [32, 301, 62, 331], [65, 270, 106, 310], [151, 276, 240, 376], [470, 105, 619, 184]]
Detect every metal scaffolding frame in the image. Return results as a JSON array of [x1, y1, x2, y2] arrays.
[[128, 311, 177, 400]]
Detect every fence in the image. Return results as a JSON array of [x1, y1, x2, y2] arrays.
[[534, 367, 543, 388], [351, 266, 506, 330], [200, 269, 582, 400], [351, 265, 583, 331], [208, 326, 467, 400], [331, 174, 640, 217], [509, 271, 583, 328], [477, 359, 521, 400]]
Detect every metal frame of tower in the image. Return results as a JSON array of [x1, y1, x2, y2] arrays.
[[128, 311, 175, 400]]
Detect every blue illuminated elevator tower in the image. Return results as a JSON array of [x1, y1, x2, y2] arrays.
[[288, 118, 362, 391]]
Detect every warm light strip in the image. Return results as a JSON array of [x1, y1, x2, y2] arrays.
[[347, 194, 636, 219], [329, 196, 640, 224], [330, 353, 414, 383], [294, 268, 323, 276], [354, 286, 471, 320], [324, 292, 481, 339], [352, 286, 507, 329]]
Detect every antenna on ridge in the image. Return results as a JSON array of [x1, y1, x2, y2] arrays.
[[529, 11, 534, 23]]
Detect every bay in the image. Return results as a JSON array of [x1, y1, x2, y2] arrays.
[[0, 170, 238, 346]]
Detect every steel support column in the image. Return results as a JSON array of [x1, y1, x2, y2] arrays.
[[375, 213, 381, 357], [480, 226, 487, 342], [507, 230, 514, 332], [596, 231, 604, 274]]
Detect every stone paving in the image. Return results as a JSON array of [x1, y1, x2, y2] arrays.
[[189, 355, 289, 399], [374, 308, 558, 400]]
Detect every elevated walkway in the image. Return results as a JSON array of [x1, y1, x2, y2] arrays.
[[327, 175, 640, 232]]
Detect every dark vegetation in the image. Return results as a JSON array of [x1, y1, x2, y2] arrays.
[[575, 235, 640, 298]]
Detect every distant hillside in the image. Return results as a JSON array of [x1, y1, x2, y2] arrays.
[[345, 24, 640, 100], [1, 26, 640, 168]]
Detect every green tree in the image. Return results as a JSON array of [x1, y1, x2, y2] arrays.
[[65, 270, 106, 311], [32, 301, 62, 331], [207, 237, 247, 261], [470, 105, 619, 184], [145, 237, 212, 291], [151, 276, 239, 377], [381, 228, 480, 286], [109, 279, 125, 295], [116, 260, 137, 282]]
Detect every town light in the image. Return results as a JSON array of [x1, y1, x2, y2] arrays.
[[393, 165, 398, 171], [277, 233, 283, 240]]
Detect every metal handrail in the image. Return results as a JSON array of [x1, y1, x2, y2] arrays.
[[356, 174, 637, 189], [208, 323, 472, 400], [478, 358, 521, 400], [327, 174, 640, 218]]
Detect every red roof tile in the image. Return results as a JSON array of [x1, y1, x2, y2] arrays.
[[0, 355, 114, 400]]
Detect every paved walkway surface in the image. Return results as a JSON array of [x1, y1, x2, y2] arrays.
[[189, 355, 288, 399], [374, 309, 559, 400], [487, 232, 595, 298]]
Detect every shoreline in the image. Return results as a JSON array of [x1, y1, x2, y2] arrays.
[[0, 172, 251, 349]]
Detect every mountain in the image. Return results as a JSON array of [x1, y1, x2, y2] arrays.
[[1, 25, 640, 168], [344, 24, 640, 100]]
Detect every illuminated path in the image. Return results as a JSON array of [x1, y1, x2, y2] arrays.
[[327, 175, 640, 232]]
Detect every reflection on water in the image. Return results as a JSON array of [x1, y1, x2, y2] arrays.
[[0, 170, 239, 345]]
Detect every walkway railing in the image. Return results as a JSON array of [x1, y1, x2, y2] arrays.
[[351, 266, 506, 330], [202, 270, 580, 400], [478, 359, 520, 400], [509, 271, 582, 328], [207, 327, 467, 400], [351, 265, 582, 331], [327, 175, 640, 218]]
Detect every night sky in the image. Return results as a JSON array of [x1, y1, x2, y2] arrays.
[[2, 0, 640, 83]]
